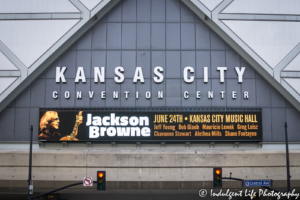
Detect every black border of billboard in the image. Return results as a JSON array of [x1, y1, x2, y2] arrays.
[[38, 107, 263, 143]]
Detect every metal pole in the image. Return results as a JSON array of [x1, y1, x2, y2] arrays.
[[27, 125, 33, 200], [31, 181, 97, 199], [285, 122, 291, 198]]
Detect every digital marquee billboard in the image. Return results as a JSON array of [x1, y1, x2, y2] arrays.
[[38, 110, 262, 142]]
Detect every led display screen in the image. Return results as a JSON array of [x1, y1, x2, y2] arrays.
[[38, 110, 262, 142]]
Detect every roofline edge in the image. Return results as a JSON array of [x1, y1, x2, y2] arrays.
[[181, 0, 300, 112], [0, 0, 121, 113]]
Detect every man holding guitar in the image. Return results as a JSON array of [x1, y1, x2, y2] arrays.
[[39, 111, 83, 141]]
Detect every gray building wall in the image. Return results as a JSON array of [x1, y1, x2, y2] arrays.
[[0, 0, 299, 142]]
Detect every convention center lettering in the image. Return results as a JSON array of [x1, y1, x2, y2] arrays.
[[53, 66, 250, 100], [38, 111, 262, 142]]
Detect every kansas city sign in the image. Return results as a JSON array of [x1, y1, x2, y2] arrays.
[[53, 66, 249, 100]]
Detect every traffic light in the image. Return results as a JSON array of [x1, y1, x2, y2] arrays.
[[97, 171, 106, 191], [213, 167, 222, 187]]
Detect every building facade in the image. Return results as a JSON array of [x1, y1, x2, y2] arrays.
[[0, 0, 300, 199]]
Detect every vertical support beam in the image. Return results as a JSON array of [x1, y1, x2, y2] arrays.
[[185, 142, 190, 149], [87, 142, 92, 149], [257, 142, 263, 149], [136, 142, 141, 149], [111, 142, 116, 149], [62, 142, 67, 149], [234, 142, 239, 149]]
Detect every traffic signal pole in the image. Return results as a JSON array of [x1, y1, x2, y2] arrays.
[[31, 181, 97, 199], [27, 125, 33, 200], [285, 122, 291, 198], [27, 136, 106, 199]]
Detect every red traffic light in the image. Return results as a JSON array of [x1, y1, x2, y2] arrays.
[[98, 172, 104, 178], [213, 168, 222, 187], [97, 171, 106, 191]]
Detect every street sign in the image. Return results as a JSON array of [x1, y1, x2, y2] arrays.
[[243, 180, 271, 187], [83, 177, 93, 186]]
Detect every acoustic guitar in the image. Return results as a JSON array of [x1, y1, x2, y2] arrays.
[[60, 111, 82, 141]]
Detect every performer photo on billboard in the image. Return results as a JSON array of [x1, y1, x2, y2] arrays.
[[38, 111, 83, 141]]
